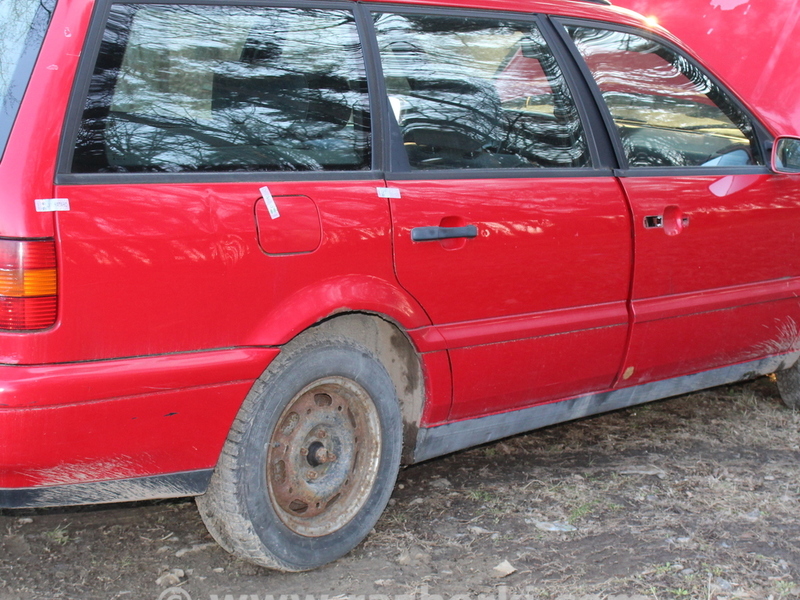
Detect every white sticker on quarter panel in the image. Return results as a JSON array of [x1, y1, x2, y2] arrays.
[[377, 187, 401, 199], [259, 186, 280, 219], [35, 198, 70, 212]]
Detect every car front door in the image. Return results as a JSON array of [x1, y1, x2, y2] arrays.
[[562, 22, 800, 387]]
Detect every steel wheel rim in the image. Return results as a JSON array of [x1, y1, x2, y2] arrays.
[[266, 376, 382, 537]]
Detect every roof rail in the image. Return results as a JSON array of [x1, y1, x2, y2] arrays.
[[579, 0, 613, 5]]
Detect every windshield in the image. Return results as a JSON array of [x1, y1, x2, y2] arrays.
[[0, 0, 56, 160]]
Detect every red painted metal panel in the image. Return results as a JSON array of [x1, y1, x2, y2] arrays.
[[255, 195, 321, 255], [0, 348, 277, 487], [0, 0, 93, 239], [449, 324, 629, 419], [389, 176, 632, 418], [0, 381, 255, 488], [418, 350, 452, 426], [22, 180, 428, 365], [619, 173, 800, 385], [0, 348, 274, 408]]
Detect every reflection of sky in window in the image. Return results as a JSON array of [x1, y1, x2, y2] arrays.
[[569, 26, 755, 167], [0, 0, 45, 100], [571, 27, 743, 135], [113, 6, 361, 121]]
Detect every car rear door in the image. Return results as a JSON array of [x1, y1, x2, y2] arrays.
[[371, 10, 633, 419]]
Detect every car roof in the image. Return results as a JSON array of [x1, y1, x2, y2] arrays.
[[58, 0, 688, 82], [359, 0, 643, 25]]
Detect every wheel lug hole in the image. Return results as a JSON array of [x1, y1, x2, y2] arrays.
[[307, 470, 318, 480]]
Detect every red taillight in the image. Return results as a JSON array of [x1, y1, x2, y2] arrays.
[[0, 239, 57, 330]]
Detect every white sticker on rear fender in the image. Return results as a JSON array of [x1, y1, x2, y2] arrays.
[[377, 187, 401, 199], [259, 186, 280, 219], [35, 198, 70, 212]]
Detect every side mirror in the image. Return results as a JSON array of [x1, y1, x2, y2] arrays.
[[772, 136, 800, 173]]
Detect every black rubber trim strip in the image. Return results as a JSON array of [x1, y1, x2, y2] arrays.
[[56, 170, 385, 186], [384, 167, 614, 180], [0, 469, 213, 509], [538, 15, 619, 170]]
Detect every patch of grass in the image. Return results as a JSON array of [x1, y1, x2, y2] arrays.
[[775, 580, 797, 598], [466, 489, 497, 504], [567, 500, 599, 524], [45, 523, 70, 545]]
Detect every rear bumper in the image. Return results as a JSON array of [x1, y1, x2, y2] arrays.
[[0, 347, 278, 499]]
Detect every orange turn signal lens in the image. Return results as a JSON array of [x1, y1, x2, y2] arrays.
[[0, 267, 58, 297]]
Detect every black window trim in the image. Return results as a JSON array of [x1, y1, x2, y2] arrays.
[[56, 0, 384, 185], [551, 16, 774, 178]]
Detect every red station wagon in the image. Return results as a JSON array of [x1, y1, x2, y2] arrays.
[[2, 0, 800, 572]]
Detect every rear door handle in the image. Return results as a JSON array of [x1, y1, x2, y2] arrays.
[[411, 225, 478, 242]]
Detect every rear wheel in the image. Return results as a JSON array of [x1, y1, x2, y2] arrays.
[[197, 336, 402, 571]]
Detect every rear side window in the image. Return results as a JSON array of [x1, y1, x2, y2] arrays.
[[374, 13, 590, 170], [0, 0, 56, 161], [71, 5, 370, 173], [566, 25, 762, 168]]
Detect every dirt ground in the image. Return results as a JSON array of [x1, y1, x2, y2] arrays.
[[2, 376, 799, 600]]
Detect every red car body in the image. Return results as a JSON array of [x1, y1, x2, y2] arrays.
[[2, 0, 800, 569]]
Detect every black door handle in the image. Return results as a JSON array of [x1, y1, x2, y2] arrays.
[[411, 225, 478, 242]]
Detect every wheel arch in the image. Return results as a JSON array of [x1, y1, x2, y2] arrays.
[[241, 275, 432, 348], [281, 312, 427, 464]]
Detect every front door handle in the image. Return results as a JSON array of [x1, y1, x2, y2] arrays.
[[411, 225, 478, 242], [643, 205, 689, 236]]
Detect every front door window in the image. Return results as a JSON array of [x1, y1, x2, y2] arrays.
[[566, 25, 762, 168]]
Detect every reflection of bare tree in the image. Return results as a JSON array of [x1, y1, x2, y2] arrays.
[[375, 13, 590, 170], [567, 26, 760, 167], [72, 5, 371, 173]]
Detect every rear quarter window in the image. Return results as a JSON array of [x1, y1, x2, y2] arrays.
[[71, 4, 371, 173]]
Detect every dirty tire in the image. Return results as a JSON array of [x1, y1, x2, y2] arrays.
[[776, 360, 800, 409], [196, 336, 402, 571]]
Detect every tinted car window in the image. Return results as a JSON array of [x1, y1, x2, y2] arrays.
[[374, 13, 590, 170], [71, 5, 370, 173], [566, 25, 762, 168]]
